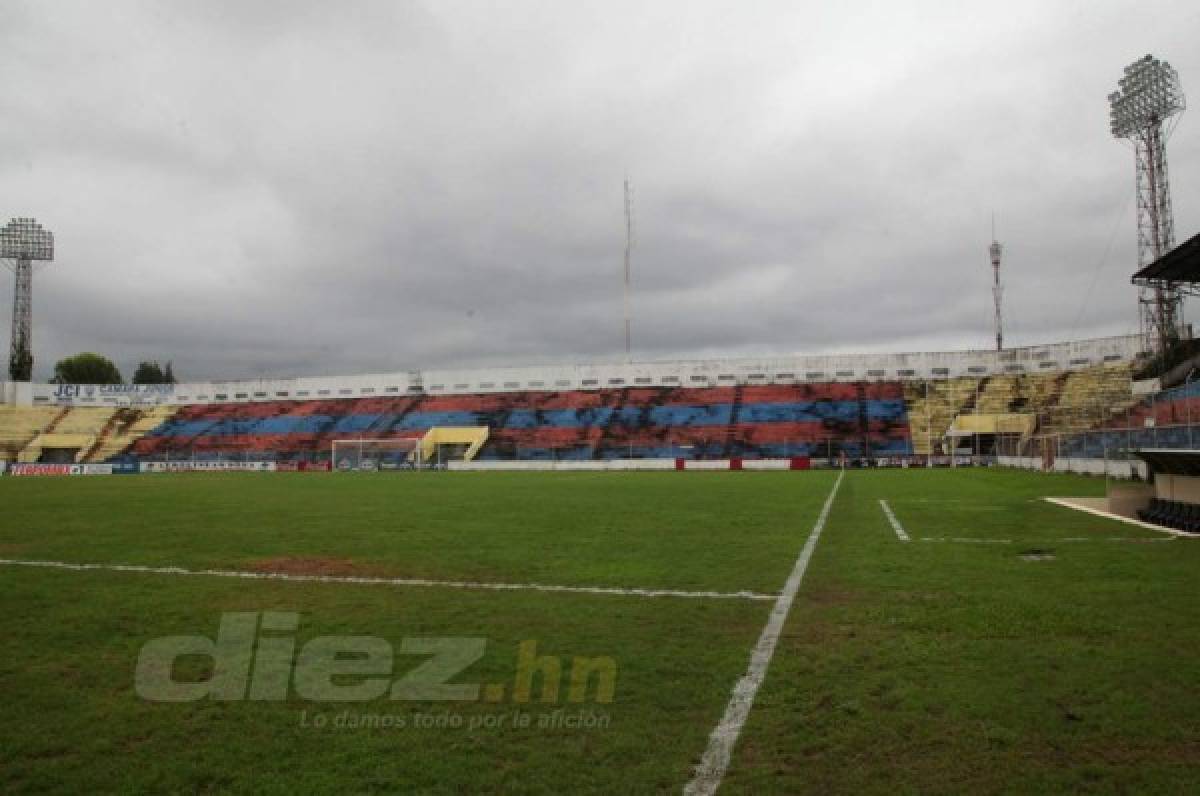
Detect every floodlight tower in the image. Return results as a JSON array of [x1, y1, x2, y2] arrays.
[[1, 218, 55, 381], [989, 219, 1003, 351], [1109, 54, 1186, 353]]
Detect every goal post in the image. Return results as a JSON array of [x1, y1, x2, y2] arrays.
[[331, 438, 421, 471]]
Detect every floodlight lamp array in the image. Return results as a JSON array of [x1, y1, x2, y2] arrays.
[[0, 217, 54, 261], [1108, 55, 1184, 139]]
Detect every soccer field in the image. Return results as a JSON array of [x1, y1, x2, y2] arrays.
[[2, 469, 1199, 793]]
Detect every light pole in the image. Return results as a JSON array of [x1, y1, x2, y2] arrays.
[[1110, 55, 1186, 355], [0, 218, 54, 381]]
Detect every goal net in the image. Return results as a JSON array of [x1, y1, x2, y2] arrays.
[[331, 438, 421, 471]]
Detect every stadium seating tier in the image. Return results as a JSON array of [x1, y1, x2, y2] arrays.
[[0, 363, 1132, 464], [128, 383, 914, 461]]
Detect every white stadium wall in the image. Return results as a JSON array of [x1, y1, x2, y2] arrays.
[[996, 455, 1148, 479], [2, 333, 1143, 408]]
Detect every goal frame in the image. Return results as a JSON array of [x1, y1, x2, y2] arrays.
[[330, 438, 422, 472]]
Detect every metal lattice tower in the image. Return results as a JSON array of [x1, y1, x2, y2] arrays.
[[989, 226, 1003, 351], [1109, 55, 1186, 353], [1, 218, 55, 381]]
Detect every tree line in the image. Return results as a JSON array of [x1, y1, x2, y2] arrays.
[[52, 352, 177, 385]]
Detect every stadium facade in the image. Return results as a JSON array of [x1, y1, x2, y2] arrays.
[[4, 333, 1142, 408]]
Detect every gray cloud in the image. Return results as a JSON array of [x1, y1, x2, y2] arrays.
[[2, 0, 1199, 381]]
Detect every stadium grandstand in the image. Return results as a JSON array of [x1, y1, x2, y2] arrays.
[[0, 333, 1146, 467]]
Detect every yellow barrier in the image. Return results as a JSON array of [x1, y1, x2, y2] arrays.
[[418, 427, 489, 463]]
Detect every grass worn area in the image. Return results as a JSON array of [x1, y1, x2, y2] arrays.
[[0, 471, 836, 593], [728, 468, 1200, 794], [0, 566, 765, 793], [0, 470, 832, 793], [2, 468, 1197, 793]]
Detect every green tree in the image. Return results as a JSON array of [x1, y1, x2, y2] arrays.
[[53, 353, 123, 385], [132, 361, 165, 384], [163, 361, 176, 384]]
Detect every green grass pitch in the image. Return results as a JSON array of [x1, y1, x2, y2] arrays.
[[2, 469, 1200, 793]]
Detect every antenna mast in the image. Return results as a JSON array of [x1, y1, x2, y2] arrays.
[[623, 178, 633, 361], [989, 217, 1003, 351]]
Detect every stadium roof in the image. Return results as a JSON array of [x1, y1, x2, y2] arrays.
[[1132, 231, 1200, 287], [1133, 448, 1200, 476]]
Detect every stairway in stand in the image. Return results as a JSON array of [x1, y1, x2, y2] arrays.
[[720, 384, 745, 459], [43, 407, 71, 434], [592, 388, 627, 459], [81, 408, 131, 462]]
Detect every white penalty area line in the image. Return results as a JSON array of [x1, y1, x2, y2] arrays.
[[0, 558, 776, 602], [879, 499, 909, 542], [684, 467, 846, 796]]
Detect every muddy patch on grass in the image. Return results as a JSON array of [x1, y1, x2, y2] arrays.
[[890, 590, 945, 603], [805, 587, 858, 605], [1030, 738, 1200, 766]]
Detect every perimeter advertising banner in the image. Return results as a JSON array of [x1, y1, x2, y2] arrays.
[[8, 464, 72, 477], [50, 384, 175, 400], [140, 461, 277, 473], [7, 463, 114, 477]]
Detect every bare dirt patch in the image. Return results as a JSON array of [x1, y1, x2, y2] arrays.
[[805, 587, 858, 605]]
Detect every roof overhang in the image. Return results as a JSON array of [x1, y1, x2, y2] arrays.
[[1132, 448, 1200, 476], [1132, 231, 1200, 292]]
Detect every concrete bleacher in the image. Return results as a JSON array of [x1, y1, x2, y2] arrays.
[[903, 363, 1135, 455], [1057, 378, 1200, 459], [1043, 363, 1135, 432], [1015, 371, 1068, 417], [114, 364, 1139, 463], [974, 375, 1019, 414], [84, 405, 177, 463], [905, 377, 979, 455], [130, 382, 914, 462], [0, 350, 1141, 465], [0, 406, 64, 462], [19, 407, 117, 463]]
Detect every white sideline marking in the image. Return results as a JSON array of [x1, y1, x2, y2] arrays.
[[1061, 536, 1174, 543], [916, 536, 1173, 545], [1105, 537, 1175, 542], [879, 500, 909, 542], [0, 558, 775, 602], [684, 468, 845, 796], [1042, 497, 1197, 538]]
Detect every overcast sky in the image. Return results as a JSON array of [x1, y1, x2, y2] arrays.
[[2, 0, 1199, 381]]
